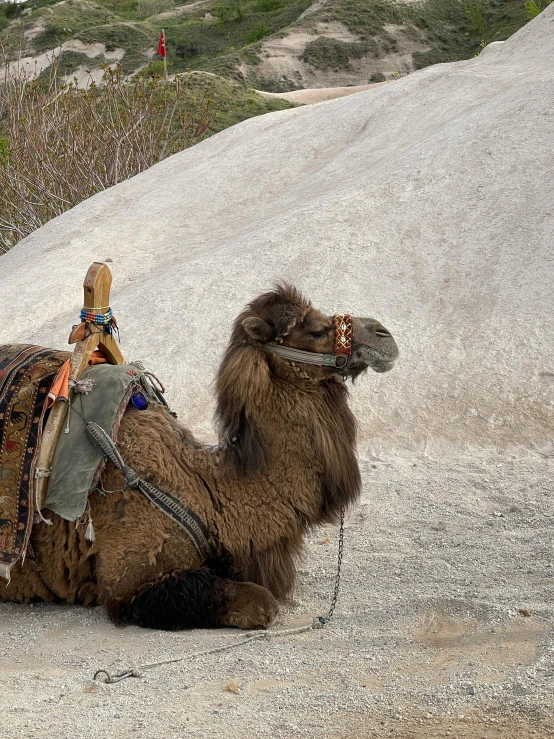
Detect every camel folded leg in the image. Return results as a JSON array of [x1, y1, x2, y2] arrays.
[[111, 569, 279, 631]]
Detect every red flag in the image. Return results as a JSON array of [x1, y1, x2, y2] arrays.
[[158, 30, 166, 58]]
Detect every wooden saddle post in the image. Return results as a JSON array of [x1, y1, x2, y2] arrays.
[[36, 262, 125, 509]]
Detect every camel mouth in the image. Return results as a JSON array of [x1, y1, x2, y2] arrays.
[[347, 345, 398, 376]]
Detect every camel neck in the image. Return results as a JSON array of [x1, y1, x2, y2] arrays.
[[213, 371, 360, 555]]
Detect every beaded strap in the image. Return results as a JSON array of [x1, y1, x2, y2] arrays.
[[333, 314, 352, 356], [80, 308, 113, 325]]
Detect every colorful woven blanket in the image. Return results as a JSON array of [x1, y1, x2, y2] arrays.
[[0, 345, 70, 580]]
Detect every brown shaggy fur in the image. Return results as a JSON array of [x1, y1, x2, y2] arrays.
[[1, 285, 398, 630]]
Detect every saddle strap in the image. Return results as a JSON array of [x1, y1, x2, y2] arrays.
[[85, 421, 212, 558]]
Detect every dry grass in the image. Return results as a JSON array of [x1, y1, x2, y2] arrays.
[[0, 55, 212, 253]]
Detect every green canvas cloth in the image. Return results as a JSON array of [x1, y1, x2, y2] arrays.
[[45, 362, 151, 521]]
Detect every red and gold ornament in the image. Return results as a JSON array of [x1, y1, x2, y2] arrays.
[[333, 314, 352, 356]]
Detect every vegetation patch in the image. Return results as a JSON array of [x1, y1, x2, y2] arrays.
[[30, 0, 116, 52], [92, 0, 142, 21], [324, 0, 537, 70], [78, 22, 156, 74], [245, 20, 270, 43], [154, 0, 313, 76], [302, 36, 378, 70], [369, 71, 386, 83], [248, 73, 302, 92], [252, 0, 285, 12], [57, 50, 100, 75], [3, 2, 24, 19], [136, 0, 174, 19], [180, 71, 293, 133]]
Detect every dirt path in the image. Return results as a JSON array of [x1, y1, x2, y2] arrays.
[[156, 0, 210, 19], [255, 81, 386, 104]]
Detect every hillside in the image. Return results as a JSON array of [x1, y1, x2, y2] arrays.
[[0, 0, 545, 91]]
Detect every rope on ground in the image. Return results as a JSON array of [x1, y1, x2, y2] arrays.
[[93, 618, 325, 684]]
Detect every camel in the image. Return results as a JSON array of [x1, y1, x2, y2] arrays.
[[1, 284, 398, 630]]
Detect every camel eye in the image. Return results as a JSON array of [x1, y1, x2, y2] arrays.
[[310, 329, 329, 339]]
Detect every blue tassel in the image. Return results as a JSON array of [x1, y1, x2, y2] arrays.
[[131, 390, 148, 410]]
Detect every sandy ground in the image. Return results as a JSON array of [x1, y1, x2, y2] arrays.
[[1, 451, 553, 738]]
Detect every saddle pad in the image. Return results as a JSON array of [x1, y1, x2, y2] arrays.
[[45, 363, 148, 522], [0, 344, 70, 579]]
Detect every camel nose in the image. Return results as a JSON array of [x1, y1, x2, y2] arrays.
[[362, 319, 393, 338], [354, 318, 399, 369]]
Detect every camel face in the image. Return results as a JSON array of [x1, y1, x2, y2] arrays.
[[347, 317, 399, 377], [235, 285, 398, 379], [238, 285, 398, 381], [281, 309, 398, 378]]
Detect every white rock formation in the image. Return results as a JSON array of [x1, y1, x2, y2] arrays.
[[1, 8, 553, 454]]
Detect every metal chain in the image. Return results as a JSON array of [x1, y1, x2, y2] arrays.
[[327, 505, 345, 620], [314, 504, 345, 627]]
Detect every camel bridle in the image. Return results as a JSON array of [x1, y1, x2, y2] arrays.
[[263, 314, 353, 369]]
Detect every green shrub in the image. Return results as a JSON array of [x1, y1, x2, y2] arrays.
[[302, 36, 375, 70], [245, 21, 270, 44], [213, 3, 232, 22], [4, 2, 24, 19], [140, 58, 174, 76], [303, 36, 350, 68], [252, 0, 284, 12], [34, 24, 75, 49], [462, 0, 487, 36], [57, 51, 98, 76], [369, 71, 386, 82], [526, 0, 541, 18], [175, 42, 200, 59]]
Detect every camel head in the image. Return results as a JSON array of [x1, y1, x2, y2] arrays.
[[238, 284, 398, 381]]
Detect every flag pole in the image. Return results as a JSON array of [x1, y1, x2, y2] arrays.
[[162, 28, 168, 81]]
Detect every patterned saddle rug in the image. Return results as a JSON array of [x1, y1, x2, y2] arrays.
[[0, 344, 70, 579]]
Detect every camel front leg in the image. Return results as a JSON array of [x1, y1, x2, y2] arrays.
[[113, 569, 279, 631]]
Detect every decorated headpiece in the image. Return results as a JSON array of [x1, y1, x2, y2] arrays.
[[333, 314, 352, 357]]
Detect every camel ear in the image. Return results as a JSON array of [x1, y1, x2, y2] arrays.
[[242, 317, 274, 342]]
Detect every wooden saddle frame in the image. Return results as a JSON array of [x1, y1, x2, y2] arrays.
[[35, 262, 125, 509]]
